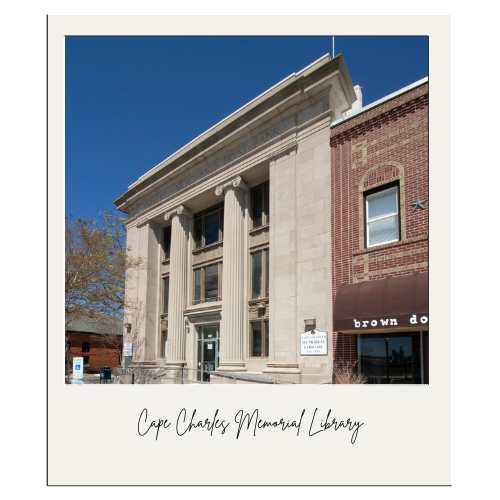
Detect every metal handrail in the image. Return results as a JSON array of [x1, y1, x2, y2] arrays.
[[114, 365, 288, 384]]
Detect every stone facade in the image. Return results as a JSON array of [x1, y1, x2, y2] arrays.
[[116, 54, 357, 383]]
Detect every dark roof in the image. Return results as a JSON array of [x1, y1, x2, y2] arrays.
[[66, 316, 123, 336]]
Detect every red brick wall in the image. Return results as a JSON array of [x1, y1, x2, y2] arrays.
[[330, 83, 429, 364], [66, 332, 122, 373]]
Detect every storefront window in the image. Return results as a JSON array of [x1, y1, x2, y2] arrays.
[[359, 333, 423, 383]]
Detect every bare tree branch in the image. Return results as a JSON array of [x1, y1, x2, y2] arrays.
[[65, 212, 141, 327]]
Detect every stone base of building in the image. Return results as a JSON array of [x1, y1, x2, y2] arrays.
[[126, 361, 167, 384], [119, 361, 332, 384], [216, 362, 247, 372]]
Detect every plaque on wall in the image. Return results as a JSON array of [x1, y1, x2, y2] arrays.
[[300, 330, 328, 356]]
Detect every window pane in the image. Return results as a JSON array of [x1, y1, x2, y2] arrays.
[[264, 321, 269, 357], [251, 186, 263, 227], [163, 226, 171, 259], [251, 322, 262, 356], [264, 248, 269, 297], [368, 214, 399, 246], [163, 277, 169, 313], [204, 211, 220, 245], [359, 334, 421, 384], [252, 251, 262, 298], [263, 182, 269, 224], [193, 269, 201, 304], [194, 217, 202, 248], [204, 264, 219, 301], [366, 187, 398, 221]]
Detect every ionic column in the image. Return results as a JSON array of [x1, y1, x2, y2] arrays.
[[215, 176, 247, 372], [164, 205, 192, 367]]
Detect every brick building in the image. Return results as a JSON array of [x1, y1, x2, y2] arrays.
[[66, 317, 123, 374], [330, 78, 429, 384]]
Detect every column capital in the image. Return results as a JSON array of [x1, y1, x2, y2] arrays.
[[164, 204, 192, 222], [215, 175, 248, 197]]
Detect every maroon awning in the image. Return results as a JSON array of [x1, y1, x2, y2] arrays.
[[333, 272, 428, 332]]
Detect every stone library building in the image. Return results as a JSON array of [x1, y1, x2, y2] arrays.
[[114, 53, 429, 384]]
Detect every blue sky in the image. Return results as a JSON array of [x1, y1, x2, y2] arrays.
[[65, 35, 428, 220]]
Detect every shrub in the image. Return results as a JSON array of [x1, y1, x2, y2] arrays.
[[333, 361, 367, 384]]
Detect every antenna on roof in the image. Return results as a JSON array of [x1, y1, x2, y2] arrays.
[[331, 36, 335, 58]]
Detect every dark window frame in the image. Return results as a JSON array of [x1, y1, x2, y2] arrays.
[[162, 275, 170, 315], [161, 225, 172, 261], [192, 261, 223, 304], [363, 181, 401, 249], [249, 319, 269, 358], [193, 204, 224, 249], [250, 181, 270, 229], [250, 247, 269, 299]]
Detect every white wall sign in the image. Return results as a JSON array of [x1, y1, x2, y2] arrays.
[[72, 356, 84, 379], [123, 342, 133, 357], [300, 330, 328, 356]]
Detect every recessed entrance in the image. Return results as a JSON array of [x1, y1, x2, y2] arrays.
[[197, 324, 220, 382]]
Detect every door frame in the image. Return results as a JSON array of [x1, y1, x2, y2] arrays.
[[196, 323, 220, 381]]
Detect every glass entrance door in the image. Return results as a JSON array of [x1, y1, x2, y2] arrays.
[[197, 324, 219, 382]]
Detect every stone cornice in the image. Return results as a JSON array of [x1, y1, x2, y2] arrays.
[[115, 54, 356, 212], [214, 175, 248, 197], [125, 134, 298, 229]]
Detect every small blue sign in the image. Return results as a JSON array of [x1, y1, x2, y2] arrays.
[[73, 356, 84, 379]]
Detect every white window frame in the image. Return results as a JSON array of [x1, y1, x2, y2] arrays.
[[365, 185, 400, 248]]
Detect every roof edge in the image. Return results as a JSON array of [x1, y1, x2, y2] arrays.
[[331, 76, 428, 129], [130, 53, 332, 191], [114, 53, 354, 210]]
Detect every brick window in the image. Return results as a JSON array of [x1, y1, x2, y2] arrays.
[[364, 183, 400, 248], [250, 319, 269, 357], [250, 181, 270, 228]]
